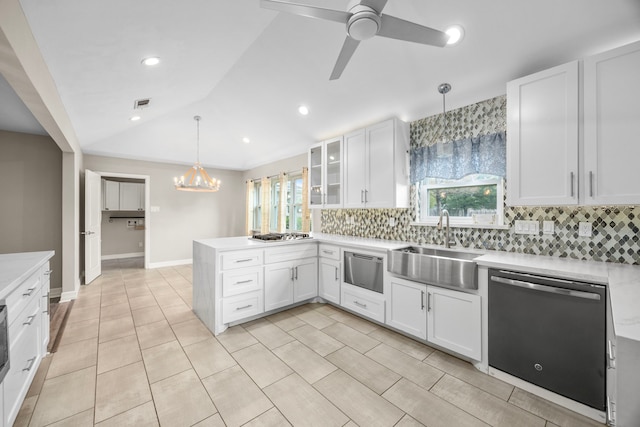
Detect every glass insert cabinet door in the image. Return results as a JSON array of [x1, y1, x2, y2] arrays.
[[308, 136, 343, 209]]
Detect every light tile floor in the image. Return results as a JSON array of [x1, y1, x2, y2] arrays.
[[16, 258, 605, 427]]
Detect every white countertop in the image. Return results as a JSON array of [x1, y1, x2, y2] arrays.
[[0, 251, 55, 300], [195, 234, 640, 342]]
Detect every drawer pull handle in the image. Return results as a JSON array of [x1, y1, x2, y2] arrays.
[[236, 304, 253, 311], [23, 357, 36, 372], [235, 280, 253, 285], [23, 287, 36, 297], [322, 250, 334, 255], [235, 258, 254, 263], [44, 270, 53, 275], [353, 300, 367, 309], [24, 315, 36, 326]]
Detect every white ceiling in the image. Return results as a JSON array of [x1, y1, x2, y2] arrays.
[[7, 0, 640, 170]]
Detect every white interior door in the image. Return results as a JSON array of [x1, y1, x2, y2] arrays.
[[84, 169, 102, 283]]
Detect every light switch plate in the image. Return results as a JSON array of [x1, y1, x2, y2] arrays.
[[543, 221, 555, 235], [515, 220, 539, 235], [579, 222, 592, 237]]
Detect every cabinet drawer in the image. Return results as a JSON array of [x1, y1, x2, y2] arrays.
[[318, 244, 340, 261], [341, 284, 385, 323], [5, 268, 41, 325], [264, 243, 317, 264], [4, 307, 39, 426], [9, 294, 40, 349], [221, 250, 263, 270], [222, 291, 264, 324], [222, 267, 263, 297]]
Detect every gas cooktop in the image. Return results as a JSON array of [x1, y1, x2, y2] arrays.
[[250, 232, 312, 242]]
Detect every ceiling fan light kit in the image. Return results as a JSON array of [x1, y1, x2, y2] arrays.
[[174, 116, 221, 192], [261, 0, 456, 80]]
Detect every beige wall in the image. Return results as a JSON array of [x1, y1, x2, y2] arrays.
[[83, 155, 245, 265], [0, 130, 63, 292], [242, 153, 307, 182], [101, 215, 145, 257]]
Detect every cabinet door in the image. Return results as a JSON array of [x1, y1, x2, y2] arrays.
[[309, 143, 324, 208], [584, 41, 640, 205], [427, 286, 481, 361], [294, 258, 318, 302], [264, 262, 293, 311], [120, 182, 144, 211], [366, 119, 396, 208], [343, 128, 367, 208], [102, 180, 120, 210], [387, 277, 427, 340], [506, 61, 579, 206], [319, 258, 340, 304], [324, 137, 343, 208]]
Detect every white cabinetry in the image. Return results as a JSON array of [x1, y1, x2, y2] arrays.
[[343, 118, 409, 208], [506, 61, 579, 206], [102, 180, 144, 211], [427, 286, 481, 361], [341, 284, 385, 323], [264, 244, 318, 312], [387, 277, 427, 340], [507, 41, 640, 206], [309, 137, 343, 208], [583, 41, 640, 205], [220, 250, 264, 324], [318, 244, 340, 304], [0, 252, 53, 427]]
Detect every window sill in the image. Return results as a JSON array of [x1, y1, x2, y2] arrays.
[[410, 221, 511, 230]]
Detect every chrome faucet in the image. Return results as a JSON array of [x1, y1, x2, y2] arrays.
[[437, 209, 453, 248]]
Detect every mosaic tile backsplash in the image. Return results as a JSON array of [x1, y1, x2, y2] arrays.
[[321, 96, 640, 265]]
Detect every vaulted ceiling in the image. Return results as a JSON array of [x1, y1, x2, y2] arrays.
[[3, 0, 640, 169]]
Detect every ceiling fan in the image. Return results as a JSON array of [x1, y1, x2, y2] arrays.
[[260, 0, 450, 80]]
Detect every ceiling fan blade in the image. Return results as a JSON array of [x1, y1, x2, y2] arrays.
[[260, 0, 350, 24], [330, 37, 361, 80], [378, 14, 448, 47], [359, 0, 388, 13]]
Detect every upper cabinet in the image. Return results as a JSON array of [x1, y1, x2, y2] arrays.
[[583, 41, 640, 205], [506, 61, 579, 206], [309, 136, 343, 209], [102, 179, 145, 211], [507, 40, 640, 206], [343, 118, 410, 208]]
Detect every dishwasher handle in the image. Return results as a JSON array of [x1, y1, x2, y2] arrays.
[[491, 276, 601, 301]]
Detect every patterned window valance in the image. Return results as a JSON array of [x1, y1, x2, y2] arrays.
[[410, 131, 506, 183]]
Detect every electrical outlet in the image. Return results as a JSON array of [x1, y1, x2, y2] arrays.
[[543, 221, 555, 235], [389, 217, 396, 227], [579, 222, 592, 237]]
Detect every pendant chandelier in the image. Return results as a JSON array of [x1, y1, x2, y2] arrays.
[[436, 82, 453, 157], [174, 115, 221, 192]]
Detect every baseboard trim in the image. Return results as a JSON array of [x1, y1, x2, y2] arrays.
[[60, 290, 78, 302], [101, 252, 144, 261], [148, 259, 193, 269], [50, 287, 62, 299]]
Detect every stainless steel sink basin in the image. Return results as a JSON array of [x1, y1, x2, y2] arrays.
[[387, 246, 478, 290]]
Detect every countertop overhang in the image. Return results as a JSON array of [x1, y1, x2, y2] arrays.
[[0, 251, 55, 300]]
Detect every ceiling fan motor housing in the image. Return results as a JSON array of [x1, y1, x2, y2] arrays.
[[347, 5, 381, 40]]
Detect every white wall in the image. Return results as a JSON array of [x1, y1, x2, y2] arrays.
[[83, 155, 245, 266]]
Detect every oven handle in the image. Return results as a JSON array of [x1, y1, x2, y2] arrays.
[[491, 276, 601, 301]]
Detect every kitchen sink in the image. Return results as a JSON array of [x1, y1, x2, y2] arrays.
[[387, 246, 478, 290]]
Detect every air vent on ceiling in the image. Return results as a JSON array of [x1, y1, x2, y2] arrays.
[[133, 98, 151, 109]]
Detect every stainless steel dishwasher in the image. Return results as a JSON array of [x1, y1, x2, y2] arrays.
[[488, 268, 606, 411], [343, 251, 384, 293]]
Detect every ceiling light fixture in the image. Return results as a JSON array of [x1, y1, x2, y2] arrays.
[[174, 116, 221, 192], [141, 56, 160, 66], [130, 115, 141, 121], [445, 25, 464, 46], [298, 105, 309, 115], [436, 83, 453, 156], [242, 137, 250, 144]]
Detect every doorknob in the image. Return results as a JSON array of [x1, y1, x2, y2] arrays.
[[80, 231, 94, 235]]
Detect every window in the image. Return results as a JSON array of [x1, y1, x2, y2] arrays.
[[417, 174, 504, 226], [252, 181, 261, 230], [251, 173, 306, 232]]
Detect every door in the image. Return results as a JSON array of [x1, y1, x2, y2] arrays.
[[324, 137, 343, 208], [264, 261, 294, 311], [319, 258, 340, 304], [343, 129, 366, 208], [506, 61, 579, 206], [293, 258, 318, 302], [84, 170, 102, 284], [119, 182, 143, 210], [387, 277, 427, 340]]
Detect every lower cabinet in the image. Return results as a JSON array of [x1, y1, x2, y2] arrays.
[[319, 258, 340, 304], [387, 277, 427, 340], [387, 276, 482, 361], [427, 286, 481, 361], [264, 258, 318, 312], [341, 284, 385, 323], [222, 290, 264, 324]]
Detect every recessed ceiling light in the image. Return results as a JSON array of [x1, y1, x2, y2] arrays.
[[141, 57, 160, 66], [242, 137, 250, 144], [130, 115, 141, 121], [445, 25, 464, 46], [298, 105, 309, 115]]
